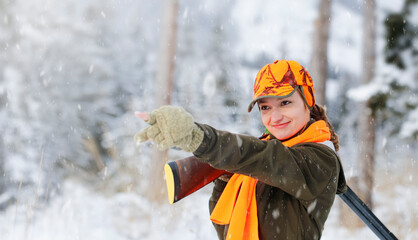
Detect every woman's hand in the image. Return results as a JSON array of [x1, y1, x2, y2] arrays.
[[134, 106, 204, 152]]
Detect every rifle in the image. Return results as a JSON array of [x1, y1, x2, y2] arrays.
[[164, 156, 228, 204], [164, 156, 398, 240]]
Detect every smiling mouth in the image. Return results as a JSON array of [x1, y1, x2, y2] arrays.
[[272, 122, 290, 129]]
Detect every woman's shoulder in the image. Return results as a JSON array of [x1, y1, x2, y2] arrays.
[[290, 142, 340, 170], [292, 141, 336, 153]]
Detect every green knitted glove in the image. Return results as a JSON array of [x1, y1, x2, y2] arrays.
[[134, 106, 204, 152]]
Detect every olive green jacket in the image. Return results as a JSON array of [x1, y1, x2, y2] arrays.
[[193, 123, 347, 240]]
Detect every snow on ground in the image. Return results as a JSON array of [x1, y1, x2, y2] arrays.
[[1, 165, 416, 240], [0, 177, 218, 240], [323, 165, 418, 240]]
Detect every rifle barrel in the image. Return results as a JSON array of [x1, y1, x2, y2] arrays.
[[339, 186, 398, 240]]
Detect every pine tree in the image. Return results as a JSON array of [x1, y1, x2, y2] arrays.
[[310, 0, 332, 106], [381, 0, 418, 139]]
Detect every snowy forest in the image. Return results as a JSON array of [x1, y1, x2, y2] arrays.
[[0, 0, 417, 239]]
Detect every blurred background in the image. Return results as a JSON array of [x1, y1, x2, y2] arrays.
[[0, 0, 416, 239]]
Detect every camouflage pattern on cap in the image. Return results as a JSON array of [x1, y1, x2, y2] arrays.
[[248, 60, 315, 112]]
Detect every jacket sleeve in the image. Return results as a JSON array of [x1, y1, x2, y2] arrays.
[[193, 123, 340, 201]]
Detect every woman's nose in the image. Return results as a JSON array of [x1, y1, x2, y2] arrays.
[[270, 109, 283, 122]]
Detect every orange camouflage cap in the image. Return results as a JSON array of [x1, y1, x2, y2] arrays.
[[248, 60, 315, 112]]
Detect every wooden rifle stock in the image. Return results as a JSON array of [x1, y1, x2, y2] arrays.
[[164, 156, 228, 204]]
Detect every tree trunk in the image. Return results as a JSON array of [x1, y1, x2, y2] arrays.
[[147, 0, 178, 204], [341, 0, 377, 228], [0, 140, 4, 196], [310, 0, 332, 106], [357, 0, 377, 209]]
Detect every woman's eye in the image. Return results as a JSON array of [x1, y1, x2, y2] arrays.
[[260, 106, 269, 110], [281, 101, 291, 106]]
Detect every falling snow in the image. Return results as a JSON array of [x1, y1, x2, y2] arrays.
[[0, 0, 416, 240]]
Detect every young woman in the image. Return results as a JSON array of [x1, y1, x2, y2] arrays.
[[135, 60, 347, 240]]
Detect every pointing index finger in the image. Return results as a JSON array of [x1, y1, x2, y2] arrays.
[[135, 111, 150, 122]]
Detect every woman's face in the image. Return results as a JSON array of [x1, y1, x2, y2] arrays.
[[258, 92, 310, 140]]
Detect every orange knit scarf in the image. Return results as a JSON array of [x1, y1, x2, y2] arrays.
[[210, 120, 331, 239]]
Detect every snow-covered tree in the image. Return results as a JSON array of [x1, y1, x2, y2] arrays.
[[0, 0, 158, 202], [381, 0, 418, 140], [310, 0, 333, 106]]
